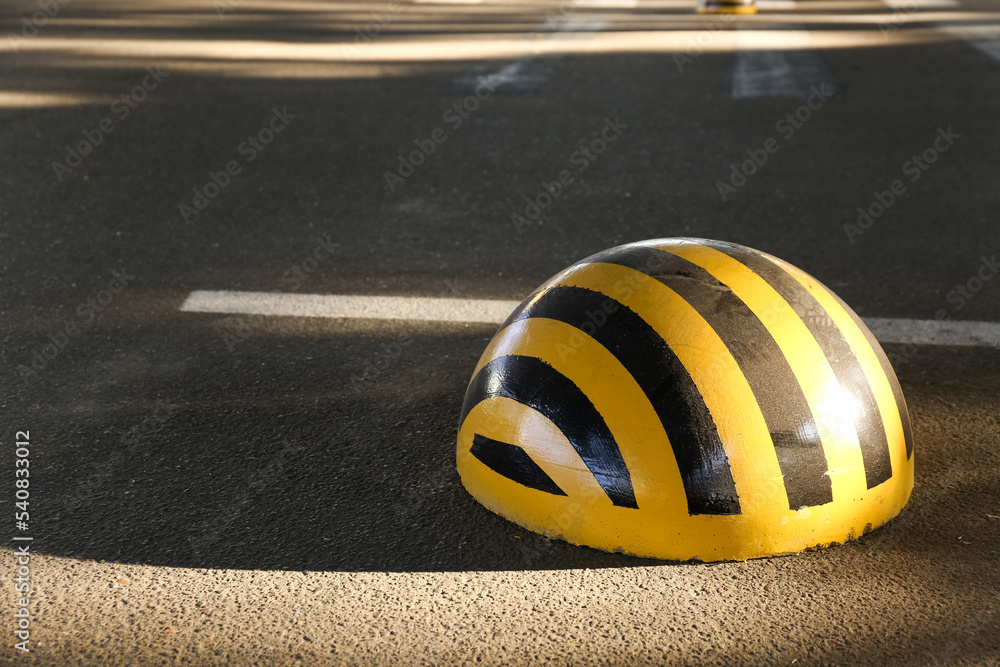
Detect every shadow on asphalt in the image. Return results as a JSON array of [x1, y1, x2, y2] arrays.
[[24, 309, 670, 572], [2, 0, 998, 580], [16, 305, 1000, 576]]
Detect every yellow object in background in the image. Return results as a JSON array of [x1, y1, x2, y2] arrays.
[[697, 0, 757, 14], [456, 238, 914, 561]]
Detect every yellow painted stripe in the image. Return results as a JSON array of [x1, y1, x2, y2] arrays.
[[762, 252, 911, 485], [557, 263, 786, 516], [459, 316, 690, 523], [468, 292, 547, 381], [459, 396, 614, 543], [661, 242, 868, 503]]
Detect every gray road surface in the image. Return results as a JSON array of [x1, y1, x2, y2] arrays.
[[1, 0, 999, 664]]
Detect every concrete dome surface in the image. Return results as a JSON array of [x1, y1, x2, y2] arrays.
[[457, 238, 914, 561]]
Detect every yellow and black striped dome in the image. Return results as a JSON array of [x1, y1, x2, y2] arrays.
[[457, 238, 913, 561]]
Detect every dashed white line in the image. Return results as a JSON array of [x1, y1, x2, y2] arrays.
[[756, 0, 798, 9], [452, 12, 614, 92], [939, 24, 1000, 64], [731, 29, 838, 98], [573, 0, 639, 7], [0, 91, 107, 108], [883, 0, 959, 7], [180, 290, 1000, 347]]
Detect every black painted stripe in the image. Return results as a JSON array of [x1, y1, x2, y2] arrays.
[[512, 286, 741, 515], [703, 240, 895, 488], [459, 354, 638, 509], [586, 245, 834, 509], [470, 434, 567, 496], [497, 289, 542, 333], [822, 288, 913, 459]]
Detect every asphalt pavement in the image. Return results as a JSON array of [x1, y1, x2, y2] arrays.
[[1, 0, 999, 664]]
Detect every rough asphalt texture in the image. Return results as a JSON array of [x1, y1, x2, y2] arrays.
[[1, 0, 998, 664]]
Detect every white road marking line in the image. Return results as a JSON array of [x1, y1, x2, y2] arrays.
[[180, 290, 523, 325], [180, 290, 1000, 347], [452, 10, 614, 92], [479, 61, 532, 88], [486, 61, 527, 86], [453, 58, 556, 92], [939, 24, 1000, 64], [554, 19, 612, 32], [883, 0, 958, 7], [862, 317, 1000, 347], [5, 30, 950, 67], [573, 0, 639, 7], [731, 29, 837, 98], [756, 0, 798, 9], [0, 91, 107, 108]]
